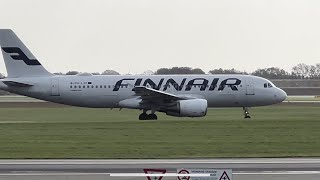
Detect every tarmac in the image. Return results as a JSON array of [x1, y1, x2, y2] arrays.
[[0, 158, 319, 180]]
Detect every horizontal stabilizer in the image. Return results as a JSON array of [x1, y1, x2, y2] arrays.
[[2, 80, 34, 87]]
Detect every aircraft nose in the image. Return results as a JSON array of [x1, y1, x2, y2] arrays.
[[277, 88, 287, 102]]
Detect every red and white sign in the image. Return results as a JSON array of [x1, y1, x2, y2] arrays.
[[143, 169, 167, 180], [177, 169, 190, 180]]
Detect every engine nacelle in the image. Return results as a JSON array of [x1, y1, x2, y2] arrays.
[[165, 99, 208, 117]]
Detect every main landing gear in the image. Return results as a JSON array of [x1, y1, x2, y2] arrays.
[[139, 110, 158, 120], [243, 107, 251, 118]]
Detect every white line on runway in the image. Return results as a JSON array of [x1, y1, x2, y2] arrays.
[[234, 171, 320, 175], [1, 158, 320, 164], [0, 171, 320, 176], [0, 173, 109, 176]]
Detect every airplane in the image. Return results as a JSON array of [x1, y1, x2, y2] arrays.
[[0, 29, 287, 120]]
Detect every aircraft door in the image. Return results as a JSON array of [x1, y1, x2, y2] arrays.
[[51, 78, 60, 96], [245, 79, 255, 95]]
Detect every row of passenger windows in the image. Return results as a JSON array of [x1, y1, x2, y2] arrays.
[[70, 84, 243, 89], [71, 85, 119, 89]]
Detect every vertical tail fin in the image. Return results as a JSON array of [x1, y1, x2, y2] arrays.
[[0, 29, 52, 77]]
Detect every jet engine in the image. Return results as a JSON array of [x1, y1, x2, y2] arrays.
[[164, 99, 208, 117]]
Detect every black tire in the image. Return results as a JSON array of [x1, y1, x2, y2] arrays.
[[149, 114, 157, 120], [139, 113, 148, 120]]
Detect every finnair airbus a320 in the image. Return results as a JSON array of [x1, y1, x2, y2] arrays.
[[0, 29, 287, 120]]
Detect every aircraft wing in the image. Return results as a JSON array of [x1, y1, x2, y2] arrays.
[[132, 86, 190, 101]]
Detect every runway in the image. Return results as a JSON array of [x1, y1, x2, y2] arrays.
[[0, 158, 320, 180]]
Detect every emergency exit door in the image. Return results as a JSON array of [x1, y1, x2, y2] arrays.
[[246, 79, 255, 95]]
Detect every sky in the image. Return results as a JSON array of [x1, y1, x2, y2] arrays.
[[0, 0, 320, 75]]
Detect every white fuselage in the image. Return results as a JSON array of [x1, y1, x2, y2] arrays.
[[0, 74, 287, 109]]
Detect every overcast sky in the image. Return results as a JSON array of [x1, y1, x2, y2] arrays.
[[0, 0, 320, 74]]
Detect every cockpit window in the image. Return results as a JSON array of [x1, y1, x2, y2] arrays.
[[264, 83, 273, 88]]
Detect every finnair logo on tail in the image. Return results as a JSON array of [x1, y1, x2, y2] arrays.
[[1, 47, 41, 65]]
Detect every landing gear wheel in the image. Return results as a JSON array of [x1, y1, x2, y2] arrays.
[[139, 113, 148, 120], [148, 114, 157, 120], [139, 113, 158, 120], [243, 107, 251, 119]]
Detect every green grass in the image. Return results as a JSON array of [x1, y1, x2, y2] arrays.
[[0, 104, 320, 159]]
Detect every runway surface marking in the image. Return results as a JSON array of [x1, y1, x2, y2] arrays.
[[235, 171, 320, 175], [0, 171, 320, 176], [1, 158, 320, 164]]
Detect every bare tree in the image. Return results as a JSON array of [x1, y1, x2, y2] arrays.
[[314, 63, 320, 79], [252, 67, 290, 79], [141, 70, 154, 75], [209, 68, 247, 75], [101, 70, 120, 75], [292, 63, 310, 79], [53, 72, 64, 75], [155, 67, 205, 74], [66, 71, 79, 75]]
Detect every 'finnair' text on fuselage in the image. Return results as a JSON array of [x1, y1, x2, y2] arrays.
[[112, 78, 241, 91]]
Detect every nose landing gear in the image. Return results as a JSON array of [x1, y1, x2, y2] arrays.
[[243, 107, 251, 118]]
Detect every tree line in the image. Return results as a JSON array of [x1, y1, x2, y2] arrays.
[[154, 63, 320, 79], [1, 63, 319, 79]]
